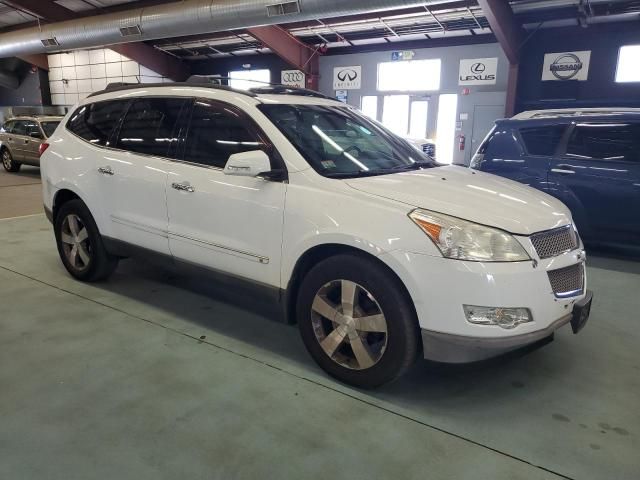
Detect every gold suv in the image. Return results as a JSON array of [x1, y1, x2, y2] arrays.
[[0, 115, 62, 173]]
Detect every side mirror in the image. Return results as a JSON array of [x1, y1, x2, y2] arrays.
[[224, 150, 271, 178], [29, 131, 43, 139]]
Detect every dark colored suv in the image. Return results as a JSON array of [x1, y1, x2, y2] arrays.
[[471, 109, 640, 251]]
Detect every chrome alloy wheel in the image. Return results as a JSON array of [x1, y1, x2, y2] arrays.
[[311, 280, 388, 370], [2, 150, 11, 170], [60, 214, 92, 271]]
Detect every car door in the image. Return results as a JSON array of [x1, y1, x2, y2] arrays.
[[98, 96, 189, 255], [165, 99, 286, 288], [548, 121, 640, 244], [7, 120, 28, 162], [22, 121, 43, 165]]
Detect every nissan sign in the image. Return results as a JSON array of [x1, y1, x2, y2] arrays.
[[542, 51, 591, 81], [459, 58, 498, 85], [333, 65, 361, 90]]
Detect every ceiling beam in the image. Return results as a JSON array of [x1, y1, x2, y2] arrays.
[[247, 25, 320, 90], [17, 54, 49, 71], [2, 0, 190, 81], [476, 0, 525, 64], [476, 0, 525, 116]]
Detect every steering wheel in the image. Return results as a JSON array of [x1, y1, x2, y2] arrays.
[[344, 145, 362, 158]]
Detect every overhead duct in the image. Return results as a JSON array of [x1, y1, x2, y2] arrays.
[[0, 0, 455, 59]]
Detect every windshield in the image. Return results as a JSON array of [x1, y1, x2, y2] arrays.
[[40, 121, 60, 138], [258, 104, 436, 178]]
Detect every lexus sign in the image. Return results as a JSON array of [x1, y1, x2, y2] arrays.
[[281, 69, 306, 89], [459, 58, 498, 85], [333, 66, 361, 90], [542, 51, 591, 81]]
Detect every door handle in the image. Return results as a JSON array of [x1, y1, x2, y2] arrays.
[[171, 182, 195, 193], [98, 166, 114, 176]]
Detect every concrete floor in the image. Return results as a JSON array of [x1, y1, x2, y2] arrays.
[[0, 167, 639, 479]]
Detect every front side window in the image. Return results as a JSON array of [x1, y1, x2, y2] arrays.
[[12, 121, 29, 136], [259, 104, 435, 178], [115, 97, 187, 158], [183, 100, 264, 168], [520, 125, 566, 156], [566, 123, 640, 162], [40, 121, 60, 138], [67, 100, 129, 146]]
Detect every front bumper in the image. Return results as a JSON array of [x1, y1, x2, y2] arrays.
[[378, 246, 590, 362], [421, 290, 592, 362]]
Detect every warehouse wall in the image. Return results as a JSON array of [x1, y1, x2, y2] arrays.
[[517, 21, 640, 112], [47, 49, 170, 106], [319, 42, 508, 164]]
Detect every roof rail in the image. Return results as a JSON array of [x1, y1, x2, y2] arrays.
[[512, 107, 640, 120], [186, 75, 335, 100], [87, 81, 258, 98]]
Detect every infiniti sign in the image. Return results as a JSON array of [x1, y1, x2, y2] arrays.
[[333, 65, 361, 90]]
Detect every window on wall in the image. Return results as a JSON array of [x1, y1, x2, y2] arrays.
[[616, 45, 640, 83], [382, 95, 410, 136], [409, 101, 429, 139], [361, 96, 378, 120], [378, 59, 441, 92], [229, 69, 271, 90], [436, 94, 458, 165]]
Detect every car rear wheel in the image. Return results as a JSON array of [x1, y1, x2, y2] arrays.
[[297, 253, 420, 388], [2, 149, 21, 172], [54, 199, 118, 282]]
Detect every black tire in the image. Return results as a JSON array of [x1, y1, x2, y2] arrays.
[[54, 199, 118, 282], [2, 149, 21, 172], [297, 253, 420, 388]]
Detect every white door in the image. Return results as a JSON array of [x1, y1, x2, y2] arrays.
[[166, 99, 286, 288], [97, 97, 188, 255]]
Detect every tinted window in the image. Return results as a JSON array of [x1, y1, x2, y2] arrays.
[[566, 123, 640, 162], [12, 121, 27, 136], [25, 121, 41, 138], [520, 126, 566, 156], [115, 97, 186, 158], [40, 121, 60, 137], [67, 100, 128, 146], [1, 121, 14, 133], [183, 101, 264, 168]]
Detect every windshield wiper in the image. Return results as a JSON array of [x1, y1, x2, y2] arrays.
[[390, 160, 435, 171]]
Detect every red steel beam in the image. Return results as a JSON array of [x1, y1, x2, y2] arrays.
[[18, 53, 49, 71], [3, 0, 190, 81], [476, 0, 525, 116], [247, 25, 320, 90]]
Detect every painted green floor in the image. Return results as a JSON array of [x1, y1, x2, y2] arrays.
[[1, 214, 639, 480]]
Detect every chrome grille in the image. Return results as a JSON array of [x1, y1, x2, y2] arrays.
[[548, 263, 584, 298], [531, 225, 578, 259]]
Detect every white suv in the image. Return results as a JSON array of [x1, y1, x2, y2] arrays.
[[41, 83, 592, 388]]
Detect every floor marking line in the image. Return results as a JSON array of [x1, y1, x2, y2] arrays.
[[0, 213, 45, 221], [0, 262, 574, 480], [0, 182, 42, 188]]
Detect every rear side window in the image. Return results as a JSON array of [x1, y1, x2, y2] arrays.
[[183, 100, 264, 168], [519, 126, 566, 156], [40, 121, 60, 138], [25, 121, 41, 138], [67, 100, 129, 146], [115, 97, 187, 158], [566, 123, 640, 162]]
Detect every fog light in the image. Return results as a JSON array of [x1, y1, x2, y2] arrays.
[[463, 306, 532, 330]]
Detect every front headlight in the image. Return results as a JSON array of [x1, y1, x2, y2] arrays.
[[409, 209, 530, 262]]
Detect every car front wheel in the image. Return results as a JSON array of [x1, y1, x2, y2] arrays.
[[297, 253, 420, 388], [54, 199, 118, 282], [2, 149, 21, 172]]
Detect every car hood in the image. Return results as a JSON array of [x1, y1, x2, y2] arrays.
[[345, 165, 571, 235]]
